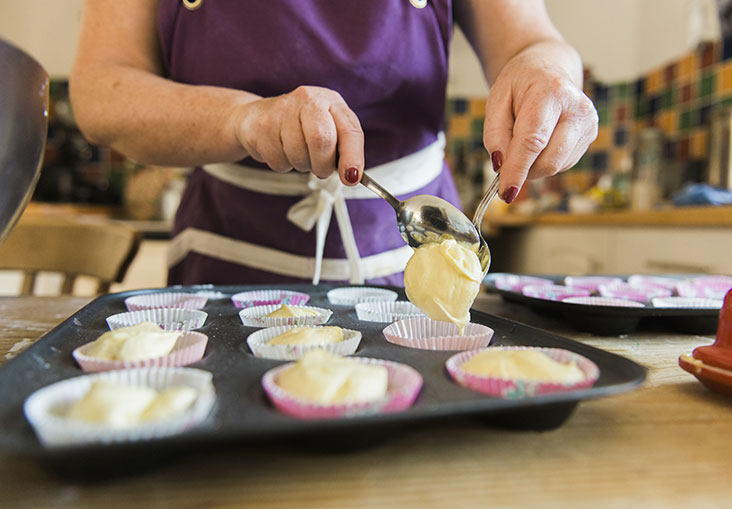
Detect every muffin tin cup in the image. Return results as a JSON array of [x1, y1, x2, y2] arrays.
[[445, 347, 600, 399], [23, 367, 216, 447], [246, 325, 362, 361], [106, 309, 208, 331], [326, 287, 398, 307], [355, 301, 425, 322], [72, 331, 209, 372], [238, 304, 332, 328], [124, 293, 208, 312], [382, 317, 494, 351], [231, 289, 310, 309], [261, 357, 423, 419]]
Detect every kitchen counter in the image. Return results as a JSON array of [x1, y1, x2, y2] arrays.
[[0, 293, 729, 508]]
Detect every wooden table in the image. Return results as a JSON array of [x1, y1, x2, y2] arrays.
[[0, 294, 730, 508]]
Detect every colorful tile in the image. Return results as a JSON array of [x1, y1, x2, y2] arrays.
[[658, 111, 677, 134], [679, 82, 694, 103], [664, 63, 677, 85], [591, 126, 611, 150], [690, 130, 709, 159], [700, 41, 719, 69], [646, 68, 664, 94], [449, 115, 471, 137], [469, 98, 486, 117], [718, 60, 732, 95], [700, 72, 716, 98]]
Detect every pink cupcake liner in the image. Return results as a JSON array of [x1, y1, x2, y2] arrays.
[[246, 325, 362, 360], [231, 289, 310, 309], [446, 347, 600, 399], [354, 301, 425, 322], [522, 285, 591, 301], [23, 367, 216, 447], [327, 287, 399, 306], [238, 304, 332, 328], [563, 276, 624, 291], [106, 308, 208, 331], [690, 275, 732, 286], [598, 283, 671, 302], [72, 331, 209, 372], [627, 275, 681, 291], [493, 275, 555, 292], [677, 279, 732, 299], [382, 317, 494, 351], [262, 357, 423, 419], [651, 296, 724, 309], [125, 293, 208, 312], [562, 296, 646, 308]]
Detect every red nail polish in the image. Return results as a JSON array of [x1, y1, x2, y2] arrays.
[[345, 167, 360, 184], [502, 185, 519, 204], [491, 151, 503, 172]]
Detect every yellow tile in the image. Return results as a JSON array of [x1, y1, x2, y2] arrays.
[[469, 98, 487, 117], [658, 111, 677, 134], [719, 61, 732, 95], [590, 126, 611, 150], [691, 130, 709, 159], [646, 68, 664, 94], [677, 52, 698, 80], [449, 115, 470, 137]]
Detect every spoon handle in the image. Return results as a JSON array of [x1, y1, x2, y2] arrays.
[[472, 172, 501, 230], [360, 173, 401, 210]]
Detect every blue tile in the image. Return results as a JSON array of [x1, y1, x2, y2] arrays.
[[635, 78, 646, 96], [648, 95, 660, 115], [593, 84, 609, 101], [453, 99, 467, 114], [591, 152, 608, 170], [613, 128, 628, 146], [700, 104, 713, 126], [724, 36, 732, 60]]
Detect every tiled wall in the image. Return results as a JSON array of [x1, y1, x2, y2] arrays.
[[445, 39, 732, 208]]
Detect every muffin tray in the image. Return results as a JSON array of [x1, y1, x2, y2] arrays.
[[485, 275, 722, 335], [0, 284, 645, 475]]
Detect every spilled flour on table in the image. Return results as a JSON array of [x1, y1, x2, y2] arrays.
[[5, 338, 33, 360]]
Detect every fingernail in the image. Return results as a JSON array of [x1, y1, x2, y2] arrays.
[[491, 151, 503, 172], [502, 185, 519, 204], [345, 166, 360, 184]]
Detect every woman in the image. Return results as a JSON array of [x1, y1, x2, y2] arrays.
[[70, 0, 597, 286]]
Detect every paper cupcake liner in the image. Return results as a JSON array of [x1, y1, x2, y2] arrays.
[[493, 275, 555, 292], [522, 285, 591, 301], [677, 280, 732, 299], [563, 276, 623, 291], [382, 317, 494, 351], [106, 308, 208, 331], [627, 275, 681, 291], [690, 275, 732, 286], [262, 357, 423, 419], [23, 367, 216, 447], [72, 331, 209, 372], [446, 347, 600, 399], [355, 301, 425, 322], [326, 287, 398, 306], [231, 289, 310, 309], [238, 304, 332, 328], [562, 296, 646, 308], [598, 283, 671, 302], [651, 296, 724, 309], [124, 292, 208, 312], [246, 325, 362, 360]]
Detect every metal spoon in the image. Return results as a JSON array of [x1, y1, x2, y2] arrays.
[[359, 172, 498, 275]]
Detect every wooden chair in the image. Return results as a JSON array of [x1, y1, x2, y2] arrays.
[[0, 214, 141, 295]]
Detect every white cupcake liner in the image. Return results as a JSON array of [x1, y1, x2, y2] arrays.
[[561, 296, 646, 308], [492, 275, 555, 292], [677, 280, 732, 299], [327, 287, 398, 306], [563, 276, 623, 291], [124, 292, 208, 312], [23, 367, 216, 447], [106, 309, 208, 331], [382, 317, 494, 351], [651, 296, 724, 309], [238, 304, 332, 328], [522, 285, 591, 301], [262, 357, 423, 419], [231, 289, 310, 309], [598, 283, 670, 302], [72, 331, 209, 372], [446, 347, 600, 399], [246, 325, 362, 360], [355, 301, 425, 322], [627, 275, 681, 291]]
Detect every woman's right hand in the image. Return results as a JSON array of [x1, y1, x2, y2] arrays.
[[233, 86, 365, 186]]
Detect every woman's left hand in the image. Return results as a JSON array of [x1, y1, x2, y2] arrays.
[[482, 43, 599, 203]]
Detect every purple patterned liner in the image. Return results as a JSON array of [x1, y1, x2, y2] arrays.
[[72, 331, 209, 372], [522, 285, 591, 301], [561, 296, 646, 308], [106, 308, 208, 331], [125, 293, 208, 312], [382, 317, 494, 351], [231, 289, 310, 309], [445, 347, 600, 399], [262, 357, 423, 419]]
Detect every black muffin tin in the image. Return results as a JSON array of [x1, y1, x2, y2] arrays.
[[485, 275, 722, 335], [0, 284, 645, 476]]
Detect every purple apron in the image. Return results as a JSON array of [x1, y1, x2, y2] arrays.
[[157, 0, 459, 286]]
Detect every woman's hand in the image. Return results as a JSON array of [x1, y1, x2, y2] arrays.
[[234, 86, 365, 186], [482, 43, 598, 203]]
